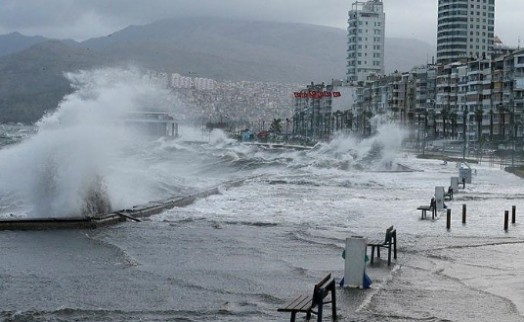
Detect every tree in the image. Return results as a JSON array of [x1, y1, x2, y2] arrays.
[[498, 105, 507, 141], [346, 111, 354, 132], [441, 108, 449, 138], [450, 111, 458, 138], [334, 111, 342, 131], [428, 110, 437, 138], [364, 111, 374, 136], [475, 108, 484, 142], [269, 118, 282, 134]]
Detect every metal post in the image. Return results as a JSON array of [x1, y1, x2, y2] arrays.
[[504, 210, 509, 231], [512, 205, 516, 224], [462, 204, 467, 224], [446, 209, 451, 230], [463, 108, 467, 160]]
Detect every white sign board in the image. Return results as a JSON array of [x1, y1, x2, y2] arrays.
[[451, 177, 459, 193], [344, 236, 367, 288], [435, 186, 445, 211]]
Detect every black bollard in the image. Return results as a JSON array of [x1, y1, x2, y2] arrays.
[[504, 210, 509, 231], [512, 205, 516, 224], [447, 209, 451, 230], [462, 204, 467, 224]]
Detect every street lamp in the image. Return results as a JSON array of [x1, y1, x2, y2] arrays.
[[511, 107, 516, 168], [463, 107, 468, 160]]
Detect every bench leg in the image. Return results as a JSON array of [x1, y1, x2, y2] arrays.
[[291, 311, 297, 322], [370, 246, 375, 264], [387, 245, 392, 266], [377, 246, 380, 258], [331, 284, 337, 321], [394, 237, 397, 259], [317, 302, 323, 322]]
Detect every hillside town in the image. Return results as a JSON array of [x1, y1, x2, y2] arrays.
[[146, 71, 297, 133]]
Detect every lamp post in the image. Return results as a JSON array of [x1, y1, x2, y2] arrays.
[[416, 111, 421, 151], [463, 107, 468, 160], [512, 107, 516, 168], [423, 110, 428, 156], [489, 108, 494, 142], [414, 108, 426, 154]]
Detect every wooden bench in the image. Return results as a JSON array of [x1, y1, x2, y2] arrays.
[[417, 205, 436, 220], [367, 226, 397, 266], [278, 273, 336, 322]]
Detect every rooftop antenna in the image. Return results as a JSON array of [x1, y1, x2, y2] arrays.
[[518, 36, 521, 49]]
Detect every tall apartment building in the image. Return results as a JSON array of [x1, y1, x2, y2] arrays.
[[437, 0, 495, 65], [347, 0, 385, 82]]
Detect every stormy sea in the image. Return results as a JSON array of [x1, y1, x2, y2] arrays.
[[1, 69, 524, 322]]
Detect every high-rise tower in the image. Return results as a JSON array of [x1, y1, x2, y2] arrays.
[[437, 0, 495, 65], [347, 0, 385, 82]]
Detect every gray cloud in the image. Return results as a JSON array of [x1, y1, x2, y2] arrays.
[[0, 0, 522, 47]]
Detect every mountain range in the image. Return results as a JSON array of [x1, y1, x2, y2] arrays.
[[0, 17, 436, 123]]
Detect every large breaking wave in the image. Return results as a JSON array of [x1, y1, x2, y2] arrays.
[[0, 68, 180, 218]]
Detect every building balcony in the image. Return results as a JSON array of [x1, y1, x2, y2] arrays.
[[467, 70, 481, 76]]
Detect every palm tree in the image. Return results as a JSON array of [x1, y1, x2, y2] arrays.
[[430, 110, 437, 138], [358, 111, 366, 135], [334, 111, 342, 131], [269, 118, 282, 134], [391, 107, 399, 121], [364, 111, 374, 136], [441, 108, 449, 138], [301, 112, 306, 136], [497, 105, 507, 141], [450, 112, 458, 138], [475, 108, 483, 143], [347, 111, 354, 132]]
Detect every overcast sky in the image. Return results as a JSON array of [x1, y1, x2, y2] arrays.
[[0, 0, 522, 47]]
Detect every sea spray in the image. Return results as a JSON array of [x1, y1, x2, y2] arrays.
[[0, 68, 180, 218], [305, 120, 409, 171], [209, 129, 237, 146]]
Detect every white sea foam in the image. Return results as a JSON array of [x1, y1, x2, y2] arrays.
[[208, 129, 237, 146]]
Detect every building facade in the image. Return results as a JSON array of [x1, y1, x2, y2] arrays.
[[347, 0, 385, 82], [293, 48, 524, 144], [437, 0, 495, 65]]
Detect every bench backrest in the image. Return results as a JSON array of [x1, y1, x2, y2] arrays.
[[312, 274, 335, 306], [384, 226, 396, 244]]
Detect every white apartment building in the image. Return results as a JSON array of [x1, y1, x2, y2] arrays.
[[171, 73, 193, 89], [347, 0, 385, 82], [437, 0, 495, 65], [170, 73, 216, 90]]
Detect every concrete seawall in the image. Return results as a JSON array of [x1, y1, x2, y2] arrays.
[[0, 176, 256, 230]]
